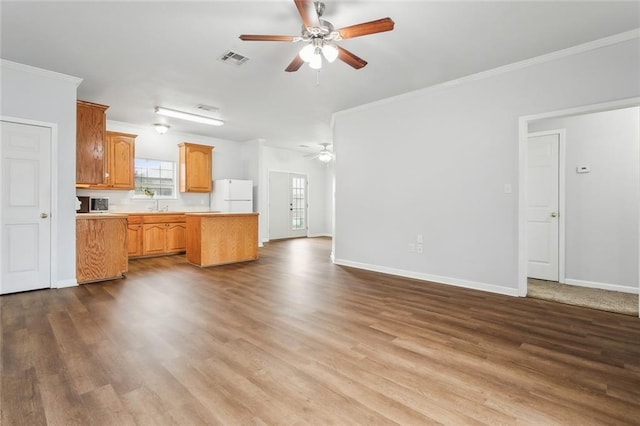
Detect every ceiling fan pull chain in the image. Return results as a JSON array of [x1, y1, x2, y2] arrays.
[[316, 70, 321, 86]]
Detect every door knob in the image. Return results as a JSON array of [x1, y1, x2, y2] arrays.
[[550, 212, 558, 218], [40, 213, 48, 219]]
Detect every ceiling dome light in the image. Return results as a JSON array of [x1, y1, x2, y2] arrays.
[[154, 123, 170, 135], [309, 51, 322, 70], [322, 44, 338, 63], [299, 43, 315, 62]]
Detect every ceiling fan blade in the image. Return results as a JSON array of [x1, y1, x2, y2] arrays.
[[337, 17, 395, 39], [239, 35, 296, 42], [294, 0, 320, 29], [285, 55, 305, 72], [337, 46, 367, 69]]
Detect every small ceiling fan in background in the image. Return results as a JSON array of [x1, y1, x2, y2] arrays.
[[305, 143, 334, 162], [239, 0, 394, 72]]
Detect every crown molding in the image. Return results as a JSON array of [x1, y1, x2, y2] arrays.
[[334, 28, 640, 118], [1, 59, 83, 87]]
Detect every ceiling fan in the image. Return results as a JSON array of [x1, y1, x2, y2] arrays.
[[239, 0, 394, 72], [305, 143, 334, 162]]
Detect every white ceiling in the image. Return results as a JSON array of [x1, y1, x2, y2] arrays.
[[2, 1, 639, 152]]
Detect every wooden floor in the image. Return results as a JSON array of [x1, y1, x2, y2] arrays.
[[2, 237, 640, 425]]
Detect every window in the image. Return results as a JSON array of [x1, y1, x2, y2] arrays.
[[133, 158, 176, 198]]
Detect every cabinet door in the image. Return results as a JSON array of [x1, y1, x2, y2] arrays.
[[166, 223, 186, 253], [127, 224, 143, 257], [77, 217, 127, 284], [143, 224, 166, 255], [179, 143, 213, 193], [107, 133, 135, 189], [76, 101, 108, 185]]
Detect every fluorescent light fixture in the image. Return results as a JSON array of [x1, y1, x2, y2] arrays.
[[155, 107, 224, 126], [153, 123, 170, 135]]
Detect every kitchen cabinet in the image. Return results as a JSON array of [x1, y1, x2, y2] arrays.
[[105, 131, 136, 189], [127, 215, 143, 257], [178, 142, 213, 193], [76, 214, 128, 284], [128, 214, 187, 258], [76, 100, 108, 186], [86, 131, 137, 190]]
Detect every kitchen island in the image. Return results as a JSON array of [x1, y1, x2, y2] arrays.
[[185, 212, 259, 267]]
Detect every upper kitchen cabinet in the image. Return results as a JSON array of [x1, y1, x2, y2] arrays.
[[105, 131, 136, 190], [76, 100, 108, 185], [178, 142, 214, 193]]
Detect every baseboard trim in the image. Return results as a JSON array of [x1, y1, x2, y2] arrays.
[[55, 279, 78, 289], [564, 278, 638, 294], [308, 233, 333, 238], [334, 258, 519, 297]]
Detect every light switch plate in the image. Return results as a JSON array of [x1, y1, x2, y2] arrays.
[[577, 165, 590, 174]]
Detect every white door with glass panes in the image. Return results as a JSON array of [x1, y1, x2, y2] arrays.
[[268, 171, 308, 240]]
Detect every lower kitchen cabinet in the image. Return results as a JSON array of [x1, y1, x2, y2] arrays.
[[166, 223, 187, 253], [76, 214, 128, 284], [129, 214, 187, 258], [127, 215, 143, 257]]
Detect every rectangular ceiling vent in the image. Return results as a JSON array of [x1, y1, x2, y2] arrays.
[[196, 104, 218, 113], [219, 50, 250, 66]]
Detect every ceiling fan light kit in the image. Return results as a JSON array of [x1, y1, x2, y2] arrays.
[[318, 150, 333, 162], [155, 107, 224, 127], [306, 143, 334, 162], [239, 0, 394, 72]]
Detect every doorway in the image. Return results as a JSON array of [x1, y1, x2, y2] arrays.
[[268, 171, 308, 240], [1, 120, 52, 294], [518, 97, 640, 312]]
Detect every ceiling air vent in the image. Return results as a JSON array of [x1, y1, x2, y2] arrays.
[[196, 104, 219, 113], [218, 51, 250, 66]]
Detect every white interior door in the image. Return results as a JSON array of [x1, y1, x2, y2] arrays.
[[1, 120, 52, 294], [527, 132, 560, 281], [268, 171, 308, 240]]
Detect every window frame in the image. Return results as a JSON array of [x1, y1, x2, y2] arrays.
[[132, 157, 178, 200]]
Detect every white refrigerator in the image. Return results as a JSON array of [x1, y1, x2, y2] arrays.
[[211, 179, 253, 213]]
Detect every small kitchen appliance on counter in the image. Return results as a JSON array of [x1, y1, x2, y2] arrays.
[[89, 197, 109, 212]]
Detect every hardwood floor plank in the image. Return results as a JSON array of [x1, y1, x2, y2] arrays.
[[1, 367, 47, 426], [80, 384, 136, 425], [2, 237, 639, 425]]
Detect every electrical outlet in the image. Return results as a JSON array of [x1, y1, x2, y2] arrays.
[[409, 244, 415, 253], [416, 244, 423, 254]]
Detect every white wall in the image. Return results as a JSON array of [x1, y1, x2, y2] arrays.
[[332, 35, 640, 296], [77, 120, 244, 212], [529, 107, 639, 291], [263, 146, 333, 241], [0, 60, 81, 287], [240, 138, 265, 244]]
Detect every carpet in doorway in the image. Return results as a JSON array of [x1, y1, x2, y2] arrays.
[[527, 279, 639, 316]]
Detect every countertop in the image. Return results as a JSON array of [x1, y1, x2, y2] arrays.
[[185, 212, 259, 217], [75, 211, 258, 218], [76, 213, 128, 219]]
